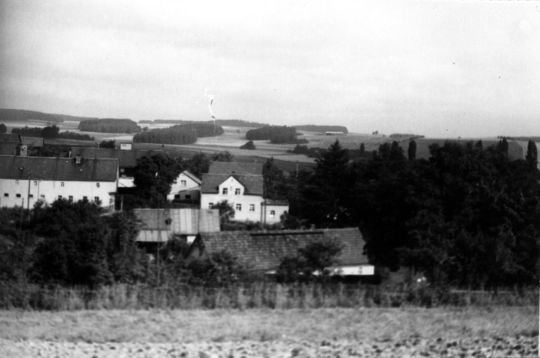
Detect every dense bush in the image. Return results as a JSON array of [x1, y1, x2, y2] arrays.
[[10, 126, 94, 140], [78, 119, 140, 133], [246, 126, 305, 144], [0, 123, 7, 133], [240, 140, 256, 150]]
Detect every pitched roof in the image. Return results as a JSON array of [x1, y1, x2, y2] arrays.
[[133, 208, 220, 241], [180, 170, 201, 185], [201, 173, 264, 195], [0, 155, 118, 182], [195, 227, 369, 271], [208, 161, 263, 175]]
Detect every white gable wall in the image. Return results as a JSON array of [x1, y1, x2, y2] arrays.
[[0, 178, 117, 208], [201, 176, 264, 222], [168, 172, 201, 201]]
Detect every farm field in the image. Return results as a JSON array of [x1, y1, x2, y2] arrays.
[[0, 306, 537, 357]]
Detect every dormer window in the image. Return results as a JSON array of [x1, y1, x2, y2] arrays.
[[222, 188, 228, 195]]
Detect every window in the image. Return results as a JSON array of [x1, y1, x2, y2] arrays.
[[222, 188, 228, 195], [249, 204, 255, 212], [29, 194, 34, 198], [270, 210, 276, 218], [68, 195, 73, 202], [94, 196, 99, 203], [235, 203, 242, 211], [33, 180, 38, 186], [83, 196, 88, 201], [61, 182, 64, 187], [96, 182, 100, 188], [58, 195, 63, 200], [3, 193, 8, 197], [185, 195, 191, 200], [174, 194, 180, 200], [16, 194, 21, 198], [181, 179, 187, 187], [235, 188, 241, 195], [209, 202, 214, 208], [40, 195, 45, 199]]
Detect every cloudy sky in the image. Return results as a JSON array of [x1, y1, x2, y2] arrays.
[[1, 0, 539, 137]]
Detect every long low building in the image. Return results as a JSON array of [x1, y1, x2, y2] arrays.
[[0, 155, 118, 208], [188, 227, 374, 276]]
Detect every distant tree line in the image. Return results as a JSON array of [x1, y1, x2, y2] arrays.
[[78, 119, 140, 133], [11, 125, 94, 140], [133, 123, 224, 145], [246, 125, 308, 144], [293, 125, 348, 133]]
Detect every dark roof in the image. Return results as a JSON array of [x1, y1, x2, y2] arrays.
[[208, 161, 263, 175], [195, 227, 369, 271], [201, 173, 263, 195], [0, 155, 118, 181]]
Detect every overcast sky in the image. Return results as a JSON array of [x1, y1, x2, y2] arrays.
[[1, 0, 539, 137]]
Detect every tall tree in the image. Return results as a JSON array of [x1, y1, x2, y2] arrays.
[[526, 140, 538, 169], [407, 139, 417, 160]]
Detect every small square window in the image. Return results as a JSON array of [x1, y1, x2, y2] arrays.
[[270, 210, 276, 218], [83, 196, 88, 201], [222, 188, 228, 195], [33, 180, 38, 186], [61, 182, 64, 187], [235, 188, 241, 195], [16, 194, 21, 198], [209, 202, 214, 208], [174, 194, 180, 199], [68, 196, 73, 202], [96, 182, 100, 188], [235, 203, 242, 211], [181, 180, 187, 187], [185, 195, 191, 200], [249, 204, 255, 212], [29, 194, 34, 198], [94, 196, 99, 203], [58, 195, 63, 200], [3, 193, 8, 198]]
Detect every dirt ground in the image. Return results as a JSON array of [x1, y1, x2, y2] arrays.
[[0, 307, 537, 357]]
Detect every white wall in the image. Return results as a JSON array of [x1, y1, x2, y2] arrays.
[[263, 204, 289, 224], [0, 178, 117, 208], [201, 177, 264, 222], [168, 172, 201, 200]]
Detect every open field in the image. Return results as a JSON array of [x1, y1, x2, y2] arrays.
[[0, 306, 537, 357]]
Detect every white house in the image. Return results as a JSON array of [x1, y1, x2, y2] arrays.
[[168, 170, 201, 202], [200, 162, 289, 224], [0, 155, 118, 209]]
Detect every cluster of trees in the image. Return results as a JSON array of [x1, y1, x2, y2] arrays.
[[240, 140, 256, 150], [78, 119, 140, 133], [133, 123, 224, 145], [268, 138, 540, 288], [246, 126, 307, 144], [0, 123, 6, 133], [11, 125, 95, 140]]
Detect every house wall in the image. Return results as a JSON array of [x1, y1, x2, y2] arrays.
[[201, 177, 264, 222], [0, 178, 117, 208], [168, 172, 201, 201], [263, 204, 289, 224]]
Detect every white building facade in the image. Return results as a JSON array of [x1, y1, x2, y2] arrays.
[[0, 155, 118, 209], [168, 170, 201, 201], [200, 162, 288, 224]]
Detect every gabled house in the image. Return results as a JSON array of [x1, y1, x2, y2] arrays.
[[0, 155, 118, 208], [200, 161, 289, 224], [189, 227, 374, 276], [168, 170, 201, 202]]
